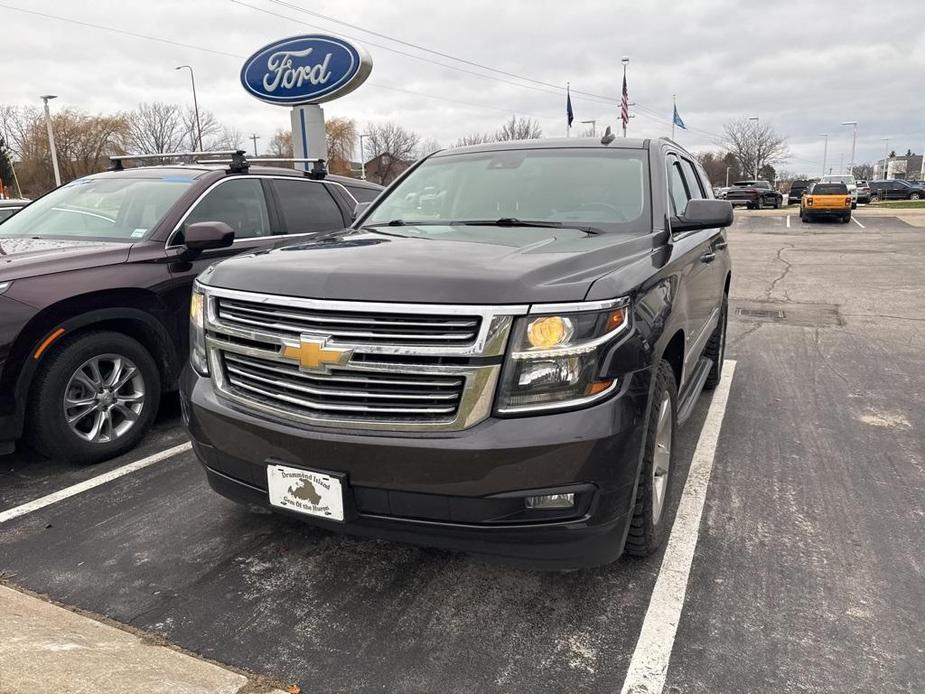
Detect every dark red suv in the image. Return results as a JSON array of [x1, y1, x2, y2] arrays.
[[0, 155, 382, 462]]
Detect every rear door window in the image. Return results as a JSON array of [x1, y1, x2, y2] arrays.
[[184, 178, 271, 240], [271, 179, 346, 234], [344, 184, 381, 203]]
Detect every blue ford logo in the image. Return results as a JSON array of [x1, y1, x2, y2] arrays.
[[240, 35, 372, 106]]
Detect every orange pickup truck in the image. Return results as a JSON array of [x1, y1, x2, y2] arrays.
[[800, 182, 852, 224]]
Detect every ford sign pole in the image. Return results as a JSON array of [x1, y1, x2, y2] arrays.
[[240, 35, 372, 172], [40, 95, 62, 187]]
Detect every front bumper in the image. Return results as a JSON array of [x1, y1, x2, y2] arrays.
[[181, 366, 653, 569]]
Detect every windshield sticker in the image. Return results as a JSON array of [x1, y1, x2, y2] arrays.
[[131, 228, 147, 238]]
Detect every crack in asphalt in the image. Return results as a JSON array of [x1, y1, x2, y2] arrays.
[[727, 322, 763, 348], [764, 244, 795, 302], [812, 327, 851, 389]]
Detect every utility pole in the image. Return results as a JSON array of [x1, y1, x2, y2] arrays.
[[175, 65, 203, 151], [250, 134, 260, 157], [40, 95, 61, 187], [621, 57, 630, 138], [749, 116, 760, 179], [580, 120, 596, 137], [842, 121, 858, 176], [359, 133, 370, 180], [819, 134, 828, 178], [725, 166, 731, 187]]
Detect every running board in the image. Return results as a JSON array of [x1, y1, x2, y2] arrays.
[[677, 357, 713, 425]]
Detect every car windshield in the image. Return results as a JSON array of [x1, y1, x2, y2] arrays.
[[0, 176, 193, 241], [363, 148, 649, 233]]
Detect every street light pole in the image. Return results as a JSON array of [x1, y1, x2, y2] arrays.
[[250, 134, 260, 157], [819, 134, 828, 178], [580, 120, 596, 137], [725, 166, 731, 187], [842, 121, 858, 176], [749, 116, 760, 179], [40, 95, 61, 187], [359, 133, 370, 180], [175, 65, 203, 151]]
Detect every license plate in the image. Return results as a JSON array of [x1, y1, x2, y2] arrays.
[[267, 464, 344, 522]]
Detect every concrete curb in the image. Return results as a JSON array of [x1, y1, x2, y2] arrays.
[[0, 584, 291, 694]]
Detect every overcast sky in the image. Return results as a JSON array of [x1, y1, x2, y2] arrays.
[[2, 0, 923, 175]]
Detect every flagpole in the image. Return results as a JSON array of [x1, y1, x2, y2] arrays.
[[622, 58, 629, 138], [672, 94, 676, 140], [567, 82, 570, 138]]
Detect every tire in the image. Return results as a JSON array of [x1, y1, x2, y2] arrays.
[[703, 295, 727, 389], [26, 330, 161, 464], [626, 360, 677, 557], [842, 215, 851, 224], [870, 194, 880, 203], [851, 202, 857, 209], [773, 198, 781, 209], [911, 192, 922, 201]]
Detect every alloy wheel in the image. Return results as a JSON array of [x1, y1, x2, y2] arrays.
[[63, 354, 146, 444], [651, 392, 673, 523]]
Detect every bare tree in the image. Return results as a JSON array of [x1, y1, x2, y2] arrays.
[[722, 118, 788, 180], [495, 115, 542, 141], [125, 102, 186, 154], [851, 163, 874, 180], [181, 108, 223, 151], [364, 122, 420, 184], [455, 132, 494, 147], [266, 129, 293, 158], [415, 137, 442, 159]]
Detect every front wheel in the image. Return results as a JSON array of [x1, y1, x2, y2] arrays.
[[870, 194, 881, 203], [626, 360, 677, 557], [26, 331, 161, 464], [910, 192, 922, 200]]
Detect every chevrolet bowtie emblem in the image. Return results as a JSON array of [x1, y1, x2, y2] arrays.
[[281, 337, 352, 372]]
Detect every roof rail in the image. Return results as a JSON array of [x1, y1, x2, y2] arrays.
[[107, 150, 246, 172], [196, 156, 328, 180]]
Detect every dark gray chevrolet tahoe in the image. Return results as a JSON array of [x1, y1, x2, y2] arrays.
[[180, 136, 733, 569]]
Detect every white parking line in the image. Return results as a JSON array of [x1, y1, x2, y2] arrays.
[[852, 217, 865, 229], [0, 442, 191, 524], [786, 215, 791, 228], [620, 360, 737, 694]]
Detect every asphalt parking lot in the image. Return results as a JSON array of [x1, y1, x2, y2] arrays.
[[1, 210, 923, 693]]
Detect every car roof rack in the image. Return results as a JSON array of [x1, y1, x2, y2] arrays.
[[108, 150, 247, 172], [196, 157, 328, 180], [108, 151, 327, 179]]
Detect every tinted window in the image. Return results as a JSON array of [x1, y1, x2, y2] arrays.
[[0, 208, 21, 222], [185, 178, 271, 240], [668, 159, 691, 214], [812, 184, 848, 195], [272, 180, 345, 234], [680, 159, 705, 198], [344, 185, 381, 203]]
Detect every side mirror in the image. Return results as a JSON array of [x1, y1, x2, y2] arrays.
[[184, 221, 235, 251], [671, 199, 734, 233], [352, 201, 372, 221]]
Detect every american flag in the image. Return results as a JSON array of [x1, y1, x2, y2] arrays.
[[620, 73, 630, 130]]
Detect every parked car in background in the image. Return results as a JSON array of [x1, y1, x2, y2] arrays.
[[788, 179, 816, 205], [0, 199, 30, 222], [868, 179, 924, 202], [182, 135, 734, 569], [715, 186, 731, 199], [800, 182, 852, 223], [0, 152, 383, 461], [855, 180, 871, 204], [820, 174, 858, 208], [725, 180, 783, 209]]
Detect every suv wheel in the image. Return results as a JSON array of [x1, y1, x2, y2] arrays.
[[27, 331, 161, 464], [911, 192, 922, 200], [703, 295, 727, 389], [870, 194, 881, 203], [625, 360, 677, 557]]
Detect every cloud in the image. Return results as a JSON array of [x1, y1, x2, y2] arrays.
[[2, 0, 923, 173]]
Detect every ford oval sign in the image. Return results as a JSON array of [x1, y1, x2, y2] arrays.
[[240, 35, 372, 106]]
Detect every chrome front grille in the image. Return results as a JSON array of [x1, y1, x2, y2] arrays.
[[222, 352, 463, 418], [202, 286, 527, 432], [216, 296, 481, 346]]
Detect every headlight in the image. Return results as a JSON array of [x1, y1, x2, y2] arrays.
[[190, 284, 209, 376], [496, 300, 629, 413]]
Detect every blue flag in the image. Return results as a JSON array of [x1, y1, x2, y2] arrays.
[[673, 104, 686, 130], [567, 86, 574, 128]]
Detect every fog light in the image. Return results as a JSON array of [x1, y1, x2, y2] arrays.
[[525, 493, 575, 510]]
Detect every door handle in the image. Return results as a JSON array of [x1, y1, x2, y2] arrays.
[[714, 240, 728, 250], [700, 251, 716, 263]]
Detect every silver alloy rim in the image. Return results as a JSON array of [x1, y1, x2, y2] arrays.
[[63, 354, 145, 444], [651, 392, 673, 523]]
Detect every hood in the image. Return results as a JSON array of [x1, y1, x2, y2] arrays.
[[0, 237, 131, 282], [205, 226, 658, 304]]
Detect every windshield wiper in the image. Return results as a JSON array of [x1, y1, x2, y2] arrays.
[[451, 218, 601, 234], [363, 219, 445, 227]]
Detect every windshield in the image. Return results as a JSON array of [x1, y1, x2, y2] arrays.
[[363, 148, 649, 233], [0, 176, 193, 241]]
